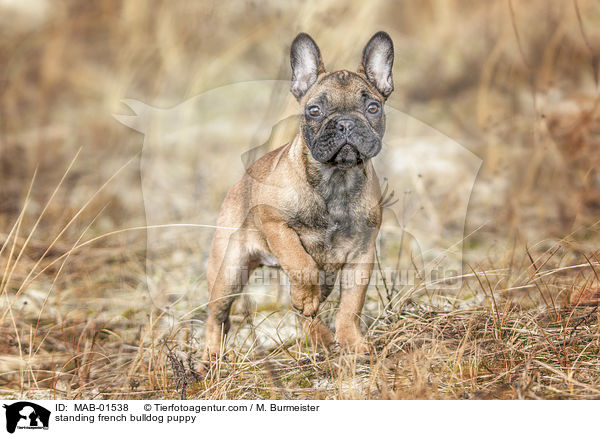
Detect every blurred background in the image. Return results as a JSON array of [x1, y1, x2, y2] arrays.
[[1, 0, 600, 399], [2, 0, 600, 247]]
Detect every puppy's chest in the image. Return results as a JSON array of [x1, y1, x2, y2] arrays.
[[286, 174, 379, 267]]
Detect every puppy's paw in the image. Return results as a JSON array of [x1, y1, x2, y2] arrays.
[[291, 287, 321, 317], [336, 331, 370, 354], [196, 352, 216, 375], [349, 341, 370, 355], [301, 316, 335, 349], [340, 340, 370, 355], [197, 352, 228, 377]]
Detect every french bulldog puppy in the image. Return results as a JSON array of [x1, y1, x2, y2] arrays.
[[203, 31, 394, 360]]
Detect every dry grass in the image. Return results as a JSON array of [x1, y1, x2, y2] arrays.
[[1, 0, 600, 399]]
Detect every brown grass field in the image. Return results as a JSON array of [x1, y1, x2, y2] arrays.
[[1, 0, 600, 399]]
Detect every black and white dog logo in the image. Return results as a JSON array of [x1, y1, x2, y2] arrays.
[[3, 402, 50, 433]]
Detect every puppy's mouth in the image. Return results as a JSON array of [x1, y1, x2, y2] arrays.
[[330, 143, 363, 168]]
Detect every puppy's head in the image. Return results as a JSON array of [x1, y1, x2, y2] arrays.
[[290, 32, 394, 168]]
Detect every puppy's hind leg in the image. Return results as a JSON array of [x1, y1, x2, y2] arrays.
[[203, 235, 253, 362]]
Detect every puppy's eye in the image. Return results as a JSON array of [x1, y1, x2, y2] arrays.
[[367, 103, 380, 114], [307, 105, 322, 118]]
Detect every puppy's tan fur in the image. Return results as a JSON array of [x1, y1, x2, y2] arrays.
[[203, 32, 394, 360]]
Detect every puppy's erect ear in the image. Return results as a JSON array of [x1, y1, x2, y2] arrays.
[[359, 31, 394, 98], [290, 33, 325, 100]]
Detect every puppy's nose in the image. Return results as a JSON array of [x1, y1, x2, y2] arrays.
[[336, 119, 355, 134]]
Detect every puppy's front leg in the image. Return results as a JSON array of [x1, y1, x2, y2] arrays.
[[263, 220, 336, 347], [335, 247, 374, 353], [261, 219, 321, 317]]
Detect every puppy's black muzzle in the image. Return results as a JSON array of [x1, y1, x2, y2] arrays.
[[308, 116, 381, 168]]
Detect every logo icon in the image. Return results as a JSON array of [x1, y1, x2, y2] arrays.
[[2, 402, 50, 433]]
